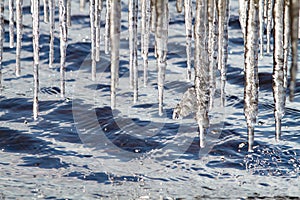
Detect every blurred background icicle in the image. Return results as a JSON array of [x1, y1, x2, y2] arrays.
[[95, 0, 102, 62], [49, 0, 55, 68], [16, 0, 23, 77], [244, 0, 259, 152], [176, 0, 183, 13], [266, 0, 273, 54], [273, 0, 285, 140], [289, 0, 299, 101], [259, 0, 264, 58], [155, 0, 169, 116], [184, 0, 193, 81], [150, 0, 156, 33], [32, 0, 40, 120], [110, 0, 121, 109], [194, 0, 209, 148], [44, 0, 49, 23], [89, 0, 97, 81], [80, 0, 86, 11], [104, 0, 111, 54], [141, 0, 150, 87], [67, 0, 71, 27], [0, 0, 3, 90], [59, 0, 68, 98], [9, 0, 14, 48]]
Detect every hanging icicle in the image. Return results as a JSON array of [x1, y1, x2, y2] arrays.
[[59, 0, 68, 98], [194, 0, 209, 148], [44, 0, 49, 23], [244, 0, 259, 152], [239, 0, 248, 36], [141, 0, 150, 87], [283, 0, 290, 92], [266, 0, 274, 54], [49, 0, 55, 68], [67, 0, 71, 27], [95, 0, 102, 62], [289, 0, 299, 101], [9, 0, 14, 48], [184, 0, 193, 81], [16, 0, 23, 77], [104, 0, 111, 54], [176, 0, 183, 13], [155, 0, 169, 116], [150, 0, 156, 33], [110, 0, 121, 109], [259, 0, 264, 58], [32, 0, 40, 120], [80, 0, 86, 11], [90, 0, 97, 81], [0, 0, 3, 90]]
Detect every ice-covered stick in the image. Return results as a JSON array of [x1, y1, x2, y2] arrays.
[[32, 0, 40, 120], [244, 0, 259, 152], [141, 0, 150, 87], [104, 0, 111, 54], [184, 0, 192, 81], [110, 0, 121, 109], [16, 0, 23, 77], [89, 0, 96, 81], [9, 0, 14, 48], [0, 0, 3, 90], [49, 0, 55, 68], [289, 0, 299, 101], [44, 0, 49, 23]]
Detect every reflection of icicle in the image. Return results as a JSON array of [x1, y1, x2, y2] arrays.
[[95, 0, 102, 62], [16, 0, 23, 77], [194, 0, 209, 148], [67, 0, 71, 27], [49, 0, 55, 68], [244, 0, 259, 152], [32, 0, 40, 120], [110, 0, 121, 109], [104, 0, 111, 54], [184, 0, 192, 81], [150, 0, 156, 33], [289, 0, 299, 101], [90, 0, 96, 81], [44, 0, 49, 23], [155, 0, 169, 116], [273, 0, 285, 140], [80, 0, 86, 11], [176, 0, 183, 13], [9, 0, 14, 48], [141, 0, 150, 87], [259, 0, 264, 58], [59, 0, 68, 98], [266, 0, 273, 54], [0, 0, 3, 89]]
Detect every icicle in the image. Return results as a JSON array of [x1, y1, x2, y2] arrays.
[[150, 0, 156, 33], [49, 0, 55, 68], [110, 0, 121, 109], [289, 0, 299, 101], [266, 0, 274, 54], [0, 0, 3, 90], [194, 0, 209, 148], [9, 0, 14, 48], [184, 0, 192, 81], [90, 0, 96, 81], [80, 0, 86, 11], [239, 0, 247, 36], [222, 0, 229, 105], [16, 0, 23, 77], [244, 0, 259, 152], [155, 0, 169, 116], [141, 0, 150, 87], [104, 0, 111, 54], [67, 0, 71, 27], [32, 0, 40, 120], [59, 0, 67, 98], [95, 0, 102, 62], [44, 0, 49, 23], [259, 0, 264, 58], [283, 0, 290, 91], [176, 0, 183, 13], [31, 0, 34, 14]]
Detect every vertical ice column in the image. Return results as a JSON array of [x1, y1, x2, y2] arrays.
[[90, 0, 96, 81], [49, 0, 55, 68], [150, 0, 156, 33], [184, 0, 193, 81], [16, 0, 23, 77], [259, 0, 264, 58], [0, 0, 3, 90], [110, 0, 121, 109], [141, 0, 150, 87], [67, 0, 71, 27], [104, 0, 111, 54], [266, 0, 274, 54], [273, 0, 285, 140], [44, 0, 49, 23], [32, 0, 40, 120], [155, 0, 169, 116], [283, 0, 290, 93], [194, 0, 209, 148], [95, 0, 103, 62], [239, 0, 248, 36], [289, 0, 299, 101], [244, 0, 259, 152], [9, 0, 14, 48], [59, 0, 68, 98]]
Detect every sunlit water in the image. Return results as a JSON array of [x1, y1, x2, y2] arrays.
[[0, 1, 299, 199]]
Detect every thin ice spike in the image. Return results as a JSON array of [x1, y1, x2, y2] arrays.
[[283, 0, 290, 90], [90, 0, 96, 81], [259, 0, 264, 58], [49, 0, 55, 68], [67, 0, 71, 27], [80, 0, 86, 11], [95, 0, 102, 62], [266, 0, 274, 54], [9, 0, 14, 48], [0, 0, 4, 90], [16, 0, 23, 77], [150, 0, 156, 33], [176, 0, 183, 13], [141, 0, 150, 87], [104, 0, 111, 54], [44, 0, 49, 23], [184, 0, 192, 81]]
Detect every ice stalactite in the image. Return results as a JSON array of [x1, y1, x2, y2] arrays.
[[32, 0, 40, 120], [244, 0, 259, 152], [150, 0, 156, 33], [44, 0, 49, 23], [266, 0, 274, 54], [283, 0, 290, 93], [141, 0, 150, 87], [80, 0, 86, 11], [239, 0, 248, 36], [155, 0, 169, 116], [194, 0, 209, 148], [259, 0, 264, 58], [289, 0, 299, 101], [0, 0, 3, 90], [90, 0, 96, 81], [59, 0, 68, 98], [110, 0, 121, 109], [67, 0, 71, 27], [95, 0, 103, 62], [104, 0, 111, 54], [176, 0, 183, 13], [9, 0, 14, 48], [49, 0, 55, 68], [16, 0, 23, 77], [184, 0, 193, 81], [273, 0, 285, 140]]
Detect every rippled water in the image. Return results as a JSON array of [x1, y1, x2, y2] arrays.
[[0, 0, 299, 199]]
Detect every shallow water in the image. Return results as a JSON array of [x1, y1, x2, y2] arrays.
[[0, 0, 299, 199]]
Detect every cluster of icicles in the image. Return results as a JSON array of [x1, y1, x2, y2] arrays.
[[0, 0, 298, 151]]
